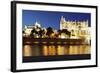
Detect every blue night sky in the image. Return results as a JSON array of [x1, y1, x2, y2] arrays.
[[22, 10, 91, 30]]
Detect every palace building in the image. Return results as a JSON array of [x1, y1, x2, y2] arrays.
[[23, 21, 41, 37]]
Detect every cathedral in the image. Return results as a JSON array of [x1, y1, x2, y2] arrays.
[[60, 16, 91, 40]]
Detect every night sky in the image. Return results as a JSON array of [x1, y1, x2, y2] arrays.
[[22, 10, 91, 30]]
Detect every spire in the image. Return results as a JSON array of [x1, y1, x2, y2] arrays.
[[60, 16, 66, 24], [60, 16, 63, 23], [61, 16, 64, 19], [60, 16, 64, 30]]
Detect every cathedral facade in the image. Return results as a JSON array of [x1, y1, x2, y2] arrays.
[[60, 16, 91, 40]]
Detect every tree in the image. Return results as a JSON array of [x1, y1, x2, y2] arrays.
[[58, 30, 61, 35], [60, 29, 71, 38], [38, 29, 45, 38], [30, 28, 37, 38], [46, 27, 54, 38]]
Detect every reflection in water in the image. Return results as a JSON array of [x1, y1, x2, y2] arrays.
[[23, 45, 91, 57], [23, 45, 32, 56]]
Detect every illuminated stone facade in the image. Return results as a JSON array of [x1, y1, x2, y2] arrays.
[[60, 16, 91, 40], [23, 22, 41, 37]]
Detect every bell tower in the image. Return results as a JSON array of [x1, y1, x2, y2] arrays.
[[60, 16, 65, 30]]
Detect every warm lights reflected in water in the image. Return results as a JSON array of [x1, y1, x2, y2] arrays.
[[23, 45, 91, 57]]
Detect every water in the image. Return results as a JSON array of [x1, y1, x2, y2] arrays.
[[23, 45, 91, 57]]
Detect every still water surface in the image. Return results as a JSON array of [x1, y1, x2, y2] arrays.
[[23, 45, 91, 56]]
